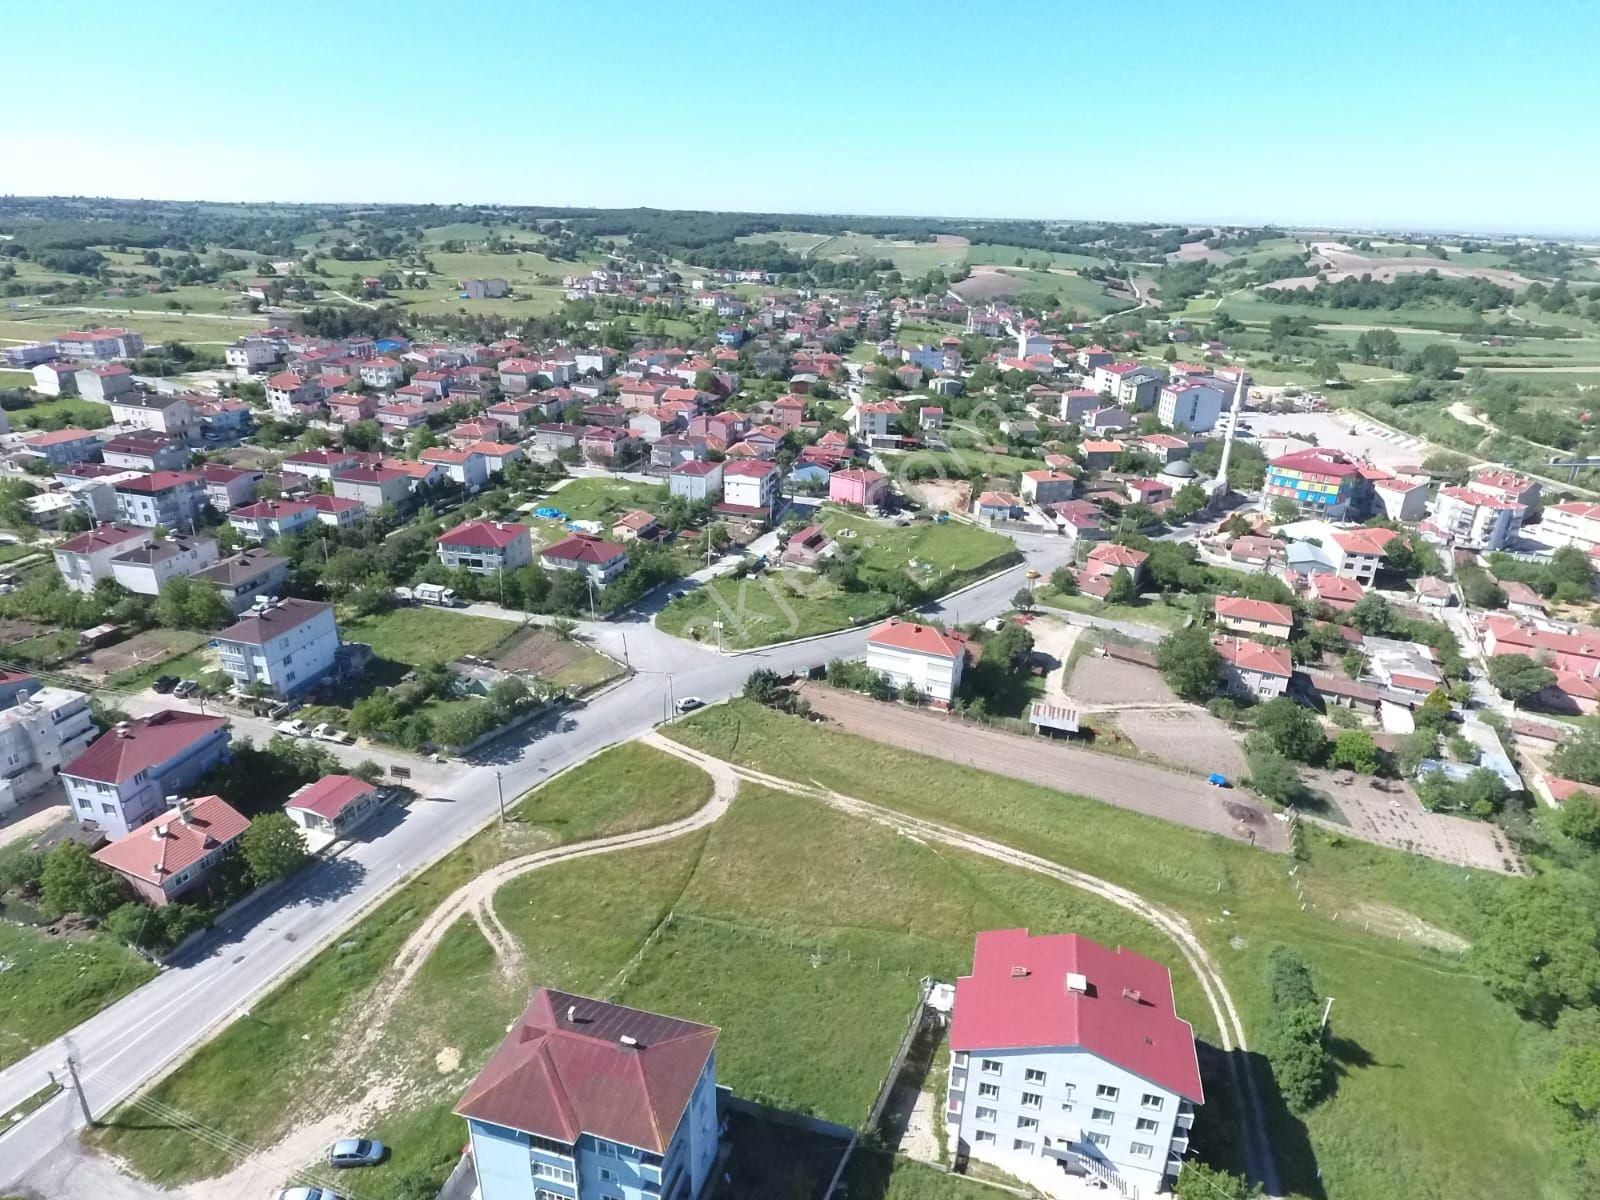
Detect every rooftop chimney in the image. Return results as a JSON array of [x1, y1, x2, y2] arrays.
[[115, 722, 133, 738], [1010, 965, 1030, 978], [567, 1005, 577, 1023], [619, 1035, 639, 1048], [1122, 987, 1143, 1004]]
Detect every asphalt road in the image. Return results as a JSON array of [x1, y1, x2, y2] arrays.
[[0, 531, 1077, 1188]]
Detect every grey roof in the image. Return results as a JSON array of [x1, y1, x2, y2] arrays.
[[193, 549, 288, 586], [111, 536, 212, 566], [1163, 460, 1198, 478]]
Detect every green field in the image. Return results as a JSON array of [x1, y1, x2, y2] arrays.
[[965, 243, 1110, 272], [665, 701, 1552, 1200], [1213, 292, 1498, 332], [539, 476, 667, 525], [0, 922, 158, 1071], [0, 308, 265, 348], [1035, 589, 1194, 632], [337, 606, 513, 665], [2, 394, 112, 430], [824, 234, 965, 276]]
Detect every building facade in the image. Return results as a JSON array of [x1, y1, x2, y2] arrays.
[[0, 686, 97, 814], [60, 710, 232, 839], [212, 599, 341, 697]]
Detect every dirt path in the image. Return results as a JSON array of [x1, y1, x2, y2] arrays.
[[648, 736, 1282, 1196]]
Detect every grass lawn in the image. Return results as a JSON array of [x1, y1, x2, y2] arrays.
[[89, 742, 714, 1191], [964, 243, 1110, 272], [3, 394, 112, 430], [106, 643, 215, 692], [538, 476, 667, 525], [665, 702, 1555, 1200], [1034, 588, 1195, 632], [0, 309, 265, 347], [842, 1150, 1008, 1199], [882, 446, 1045, 482], [0, 923, 157, 1071], [1215, 293, 1496, 332], [0, 369, 34, 388], [337, 606, 513, 667]]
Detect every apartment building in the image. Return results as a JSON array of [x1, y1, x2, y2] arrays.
[[212, 598, 342, 697]]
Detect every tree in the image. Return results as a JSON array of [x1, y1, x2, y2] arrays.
[[1487, 654, 1557, 704], [1555, 728, 1600, 787], [1012, 586, 1035, 612], [1471, 872, 1600, 1023], [1269, 497, 1300, 524], [1253, 698, 1329, 764], [742, 668, 784, 706], [1542, 1007, 1600, 1194], [40, 842, 125, 918], [1105, 566, 1138, 604], [1049, 566, 1078, 596], [1174, 1162, 1260, 1200], [1348, 592, 1392, 635], [1157, 626, 1223, 702], [1169, 481, 1207, 521], [1246, 748, 1309, 807], [1557, 791, 1600, 849], [1330, 728, 1379, 774], [240, 813, 309, 884]]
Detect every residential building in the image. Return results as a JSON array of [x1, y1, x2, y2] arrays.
[[1481, 616, 1600, 677], [455, 988, 720, 1200], [228, 498, 318, 542], [54, 523, 152, 593], [92, 794, 251, 907], [1264, 448, 1372, 519], [974, 491, 1022, 523], [1156, 380, 1226, 433], [106, 391, 200, 439], [421, 447, 490, 493], [285, 774, 385, 845], [947, 929, 1201, 1199], [1469, 467, 1540, 510], [197, 465, 261, 512], [56, 327, 143, 359], [611, 510, 660, 542], [281, 448, 366, 483], [1309, 573, 1365, 612], [358, 357, 408, 388], [1534, 501, 1600, 553], [1084, 542, 1148, 586], [0, 686, 97, 815], [24, 428, 102, 467], [75, 364, 135, 404], [193, 548, 291, 614], [1213, 596, 1294, 640], [460, 277, 509, 300], [61, 710, 232, 839], [1371, 475, 1430, 523], [109, 535, 219, 596], [212, 598, 341, 697], [1214, 636, 1293, 700], [114, 471, 205, 530], [540, 535, 629, 588], [866, 618, 969, 706], [1432, 487, 1525, 551], [102, 432, 190, 472], [31, 361, 77, 396], [669, 460, 723, 504], [851, 400, 902, 444], [265, 371, 328, 415], [1328, 526, 1399, 584], [829, 468, 889, 508], [470, 441, 524, 476], [437, 520, 534, 574], [224, 338, 280, 375], [332, 466, 412, 511], [305, 493, 365, 528], [721, 460, 781, 518], [1019, 471, 1076, 507]]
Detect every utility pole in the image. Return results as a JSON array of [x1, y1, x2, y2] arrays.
[[1320, 996, 1334, 1032], [64, 1043, 92, 1124], [494, 769, 506, 823]]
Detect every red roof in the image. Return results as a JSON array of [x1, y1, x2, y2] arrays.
[[216, 598, 332, 645], [56, 523, 147, 555], [1270, 447, 1361, 478], [93, 794, 250, 886], [1213, 635, 1293, 677], [114, 470, 201, 494], [949, 929, 1202, 1103], [305, 494, 363, 515], [266, 371, 306, 389], [671, 460, 721, 478], [1213, 595, 1294, 627], [1086, 542, 1148, 570], [286, 774, 378, 821], [455, 988, 717, 1152], [64, 710, 228, 785], [867, 618, 969, 660], [1331, 527, 1399, 557], [542, 534, 628, 566], [231, 499, 314, 519], [723, 459, 778, 478], [26, 427, 98, 447], [439, 519, 529, 550]]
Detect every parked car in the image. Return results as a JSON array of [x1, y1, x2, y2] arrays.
[[675, 696, 704, 714], [276, 718, 311, 738], [311, 723, 353, 745], [327, 1137, 386, 1168], [276, 1188, 344, 1200], [267, 701, 295, 720], [173, 679, 201, 699], [1206, 772, 1230, 788], [151, 676, 179, 694]]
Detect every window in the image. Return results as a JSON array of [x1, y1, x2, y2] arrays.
[[1016, 1116, 1038, 1131], [1135, 1118, 1159, 1133], [600, 1168, 616, 1182], [531, 1162, 574, 1184], [1012, 1139, 1035, 1153], [1092, 1108, 1114, 1123], [1141, 1093, 1164, 1110], [1024, 1068, 1046, 1084], [974, 1130, 996, 1144], [1087, 1132, 1111, 1148], [975, 1106, 996, 1122], [981, 1059, 1002, 1075], [1059, 1101, 1075, 1113], [1095, 1084, 1120, 1101], [978, 1082, 999, 1099], [1130, 1142, 1154, 1159], [1012, 1091, 1040, 1113]]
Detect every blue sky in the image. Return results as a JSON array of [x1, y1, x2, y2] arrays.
[[5, 0, 1597, 234]]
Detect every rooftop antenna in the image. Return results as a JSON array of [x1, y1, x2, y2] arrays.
[[1210, 371, 1247, 506]]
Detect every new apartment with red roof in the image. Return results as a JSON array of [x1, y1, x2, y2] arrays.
[[228, 498, 318, 542], [947, 929, 1200, 1198], [866, 618, 970, 706], [1213, 596, 1295, 641], [1432, 486, 1526, 551], [540, 534, 629, 587], [61, 710, 232, 839], [1214, 635, 1293, 699], [437, 520, 533, 574], [53, 523, 152, 593], [1264, 447, 1373, 519], [24, 427, 102, 467], [456, 988, 721, 1200], [113, 470, 205, 529], [93, 794, 251, 906]]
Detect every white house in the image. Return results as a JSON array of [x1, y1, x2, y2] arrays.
[[1156, 381, 1225, 433], [1432, 486, 1526, 551], [720, 459, 780, 518], [865, 619, 969, 707], [947, 929, 1201, 1199], [669, 460, 723, 504], [54, 523, 152, 593], [421, 447, 489, 493], [540, 534, 629, 588], [437, 520, 534, 574], [113, 471, 206, 530], [1538, 501, 1600, 553], [1213, 636, 1292, 701], [0, 686, 97, 815], [109, 535, 219, 596], [75, 364, 135, 404], [225, 338, 280, 376], [228, 499, 318, 542], [106, 391, 201, 440], [212, 598, 341, 697], [285, 773, 385, 848], [192, 548, 291, 614], [60, 710, 232, 839]]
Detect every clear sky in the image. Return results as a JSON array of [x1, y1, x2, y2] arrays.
[[5, 0, 1597, 235]]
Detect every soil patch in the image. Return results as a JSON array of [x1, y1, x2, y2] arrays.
[[1067, 654, 1177, 705], [1352, 901, 1470, 954], [487, 626, 591, 677]]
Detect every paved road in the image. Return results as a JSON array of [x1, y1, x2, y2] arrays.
[[0, 528, 1077, 1189]]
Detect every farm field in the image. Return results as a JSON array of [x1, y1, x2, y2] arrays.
[[666, 701, 1557, 1200], [964, 242, 1109, 271], [1212, 292, 1499, 331], [823, 234, 964, 276], [0, 309, 266, 347]]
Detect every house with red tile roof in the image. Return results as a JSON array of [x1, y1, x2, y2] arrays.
[[829, 467, 888, 508], [1213, 596, 1294, 640], [62, 710, 232, 839], [540, 534, 629, 587], [866, 618, 970, 706], [1085, 541, 1148, 583], [1308, 572, 1365, 612], [421, 446, 490, 492], [611, 509, 660, 542], [456, 988, 721, 1200], [228, 498, 318, 542], [24, 427, 102, 467], [1213, 635, 1293, 700], [437, 520, 533, 573], [93, 794, 250, 907], [947, 929, 1201, 1197], [53, 523, 153, 593], [285, 774, 386, 845]]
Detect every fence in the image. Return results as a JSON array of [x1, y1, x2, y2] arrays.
[[864, 978, 935, 1134]]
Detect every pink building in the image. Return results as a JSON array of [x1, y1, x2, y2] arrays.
[[829, 468, 889, 508]]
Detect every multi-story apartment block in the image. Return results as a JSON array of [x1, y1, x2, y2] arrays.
[[212, 598, 341, 697], [0, 686, 97, 815], [61, 710, 232, 839], [113, 471, 206, 529], [54, 523, 153, 593], [436, 520, 533, 574]]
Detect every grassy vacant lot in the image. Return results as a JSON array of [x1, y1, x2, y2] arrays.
[[0, 309, 265, 347], [843, 1149, 1004, 1199], [886, 445, 1046, 481], [3, 394, 113, 431], [539, 476, 667, 525], [90, 742, 714, 1192], [1035, 588, 1195, 632], [823, 234, 962, 276], [666, 702, 1554, 1200], [659, 513, 1017, 648], [338, 606, 513, 666], [0, 923, 157, 1071]]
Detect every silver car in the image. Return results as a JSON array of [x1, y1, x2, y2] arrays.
[[276, 1187, 345, 1200], [327, 1137, 386, 1168]]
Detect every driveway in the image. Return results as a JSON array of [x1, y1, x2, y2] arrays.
[[796, 685, 1285, 849]]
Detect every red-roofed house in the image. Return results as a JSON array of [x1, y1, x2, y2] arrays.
[[228, 498, 318, 542], [1329, 526, 1399, 584], [721, 459, 780, 517], [948, 928, 1200, 1196], [332, 465, 412, 511], [92, 794, 250, 907], [829, 467, 888, 508], [455, 988, 721, 1199], [1309, 572, 1365, 612], [421, 446, 489, 492], [62, 710, 232, 839], [304, 493, 365, 528], [24, 427, 101, 466], [437, 520, 533, 573], [1213, 635, 1293, 700], [1213, 596, 1294, 640], [1534, 500, 1600, 553], [866, 618, 970, 706], [285, 774, 385, 845], [53, 523, 153, 592], [540, 534, 629, 587], [1085, 542, 1148, 585]]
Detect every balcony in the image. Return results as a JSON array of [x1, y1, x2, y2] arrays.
[[1169, 1133, 1189, 1156]]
